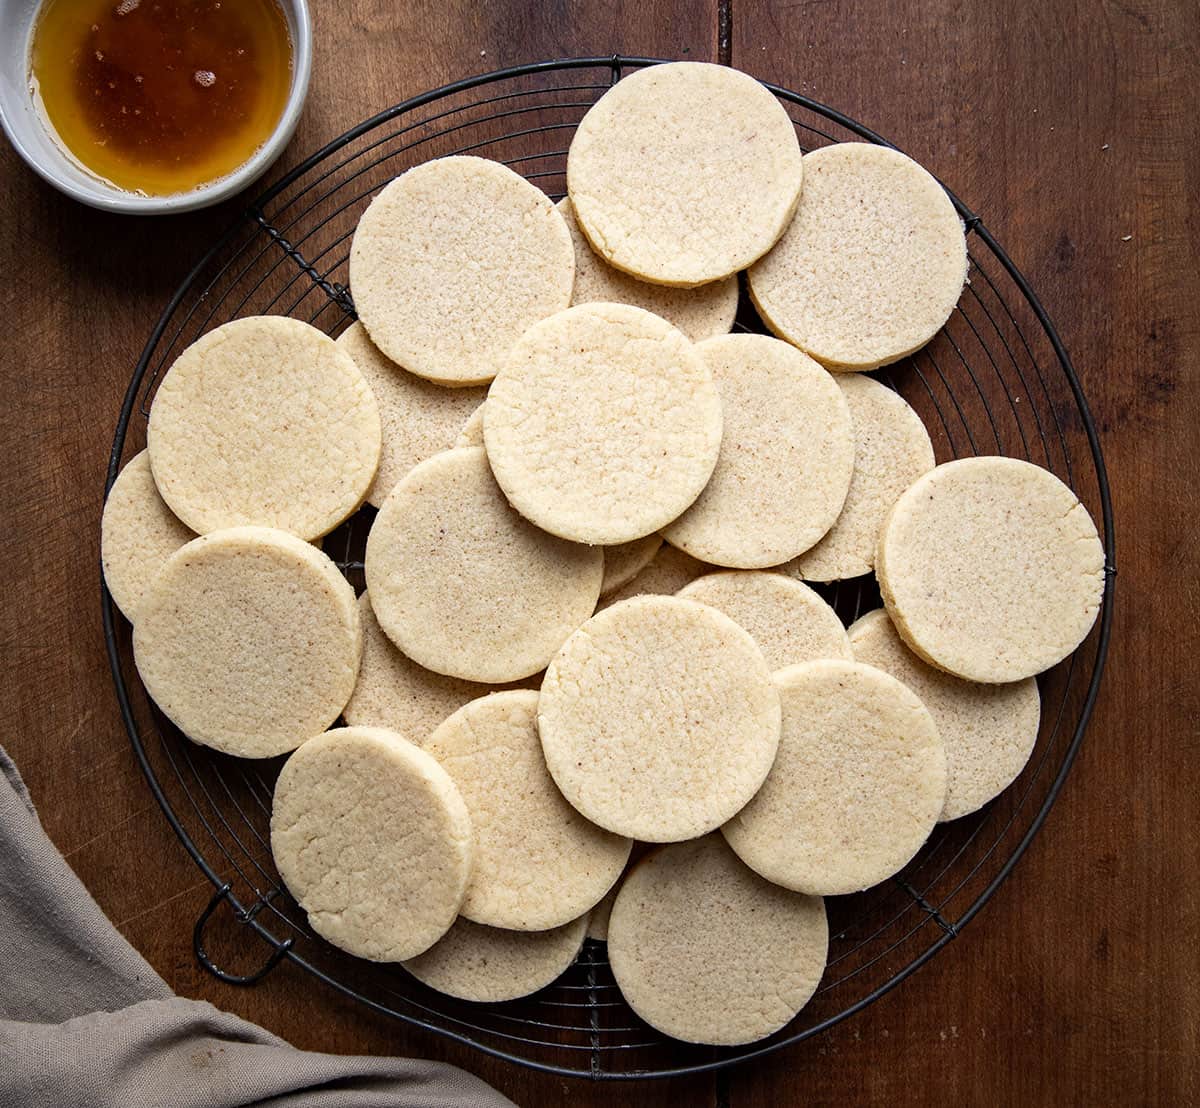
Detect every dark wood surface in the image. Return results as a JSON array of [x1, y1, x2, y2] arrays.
[[1, 1, 1195, 1104]]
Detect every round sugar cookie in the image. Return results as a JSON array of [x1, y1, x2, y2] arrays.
[[748, 142, 968, 371], [454, 404, 486, 448], [585, 841, 652, 940], [336, 323, 486, 508], [364, 447, 602, 682], [450, 407, 663, 595], [404, 915, 588, 1002], [557, 198, 738, 339], [876, 456, 1106, 682], [790, 375, 936, 581], [600, 536, 663, 596], [102, 450, 194, 621], [586, 884, 619, 942], [271, 727, 472, 961], [147, 316, 381, 540], [484, 303, 722, 544], [661, 334, 854, 567], [133, 527, 360, 758], [426, 691, 631, 930], [849, 609, 1040, 821], [608, 836, 828, 1045], [677, 571, 852, 670], [350, 156, 574, 385], [598, 543, 711, 610], [723, 659, 946, 895], [342, 592, 531, 746], [538, 595, 781, 842], [567, 62, 804, 287]]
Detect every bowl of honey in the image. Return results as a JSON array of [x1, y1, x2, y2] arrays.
[[0, 0, 312, 213]]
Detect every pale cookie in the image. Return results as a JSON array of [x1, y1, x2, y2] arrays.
[[133, 527, 360, 759], [147, 316, 381, 540], [342, 592, 530, 746], [426, 691, 631, 930], [271, 726, 472, 961], [403, 914, 588, 1003], [600, 536, 663, 596], [585, 841, 652, 940], [876, 456, 1105, 682], [849, 609, 1040, 821], [101, 450, 194, 621], [722, 659, 946, 895], [661, 334, 854, 567], [336, 323, 486, 508], [453, 403, 663, 593], [608, 835, 827, 1045], [557, 198, 738, 340], [567, 62, 803, 287], [364, 447, 602, 683], [790, 375, 936, 581], [350, 155, 574, 385], [678, 571, 852, 670], [484, 303, 722, 544], [598, 543, 710, 610], [586, 884, 619, 942], [748, 142, 968, 371], [454, 404, 486, 448], [538, 595, 781, 842]]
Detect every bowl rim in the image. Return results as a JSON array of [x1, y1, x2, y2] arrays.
[[0, 0, 313, 215]]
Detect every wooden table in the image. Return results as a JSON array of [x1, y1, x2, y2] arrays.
[[2, 1, 1195, 1103]]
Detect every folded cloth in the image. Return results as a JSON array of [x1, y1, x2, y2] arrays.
[[0, 746, 516, 1108]]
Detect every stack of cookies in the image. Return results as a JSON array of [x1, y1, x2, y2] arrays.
[[103, 62, 1105, 1047]]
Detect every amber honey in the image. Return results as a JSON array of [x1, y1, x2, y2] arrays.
[[30, 0, 293, 196]]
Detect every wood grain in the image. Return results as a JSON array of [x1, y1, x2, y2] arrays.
[[0, 0, 1195, 1104]]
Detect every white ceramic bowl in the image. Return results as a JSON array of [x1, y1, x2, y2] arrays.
[[0, 0, 312, 214]]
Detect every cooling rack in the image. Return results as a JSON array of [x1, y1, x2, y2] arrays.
[[102, 57, 1116, 1080]]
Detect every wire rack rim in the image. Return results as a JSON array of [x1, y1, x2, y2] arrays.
[[102, 55, 1116, 1082]]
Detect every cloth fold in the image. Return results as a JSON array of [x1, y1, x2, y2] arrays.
[[0, 747, 515, 1108]]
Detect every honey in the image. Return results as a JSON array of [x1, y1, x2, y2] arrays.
[[30, 0, 293, 196]]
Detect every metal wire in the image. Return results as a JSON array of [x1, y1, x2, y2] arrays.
[[102, 57, 1116, 1081]]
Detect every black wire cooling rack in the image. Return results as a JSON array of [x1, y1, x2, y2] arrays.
[[103, 57, 1116, 1080]]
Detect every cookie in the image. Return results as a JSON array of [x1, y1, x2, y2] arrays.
[[677, 571, 852, 670], [600, 536, 663, 596], [607, 835, 827, 1045], [661, 334, 854, 567], [454, 404, 486, 448], [342, 592, 530, 746], [789, 375, 935, 581], [426, 690, 631, 930], [748, 143, 968, 371], [567, 62, 803, 286], [364, 447, 602, 682], [876, 456, 1106, 682], [271, 726, 472, 961], [133, 527, 360, 758], [403, 914, 588, 1003], [586, 884, 619, 942], [350, 155, 574, 385], [484, 303, 722, 544], [147, 316, 381, 541], [722, 659, 946, 895], [336, 322, 486, 508], [584, 841, 652, 941], [538, 595, 781, 842], [598, 543, 711, 610], [849, 609, 1040, 821], [557, 198, 738, 340], [101, 450, 194, 621], [452, 403, 662, 594]]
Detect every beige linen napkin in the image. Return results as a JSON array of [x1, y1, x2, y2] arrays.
[[0, 746, 516, 1108]]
